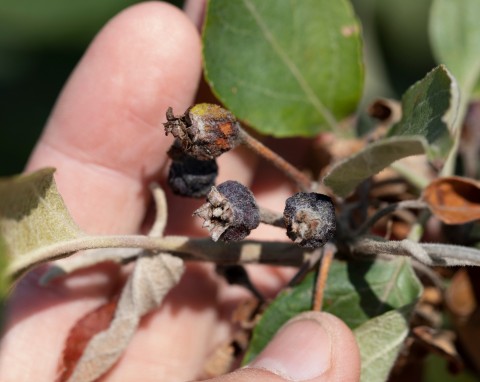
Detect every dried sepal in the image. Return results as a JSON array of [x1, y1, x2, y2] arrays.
[[283, 192, 336, 248], [163, 104, 241, 160], [194, 181, 260, 242]]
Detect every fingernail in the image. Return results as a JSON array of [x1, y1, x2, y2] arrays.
[[248, 312, 332, 381]]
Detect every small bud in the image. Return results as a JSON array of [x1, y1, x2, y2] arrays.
[[283, 192, 336, 248], [167, 141, 218, 198], [163, 103, 241, 160], [194, 180, 260, 242]]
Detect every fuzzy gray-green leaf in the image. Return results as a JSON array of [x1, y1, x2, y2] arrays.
[[323, 136, 426, 197], [0, 168, 83, 281], [355, 307, 412, 382], [387, 65, 458, 159]]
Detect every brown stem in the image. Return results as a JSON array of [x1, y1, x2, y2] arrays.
[[288, 248, 323, 287], [8, 234, 311, 282], [238, 128, 313, 192], [312, 247, 335, 311], [355, 199, 428, 236]]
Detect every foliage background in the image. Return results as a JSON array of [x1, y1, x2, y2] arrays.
[[0, 0, 435, 176]]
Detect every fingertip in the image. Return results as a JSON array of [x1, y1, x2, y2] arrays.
[[244, 311, 360, 382], [27, 1, 202, 233], [36, 0, 202, 175]]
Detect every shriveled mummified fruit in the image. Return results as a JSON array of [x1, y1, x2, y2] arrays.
[[283, 192, 336, 248], [194, 181, 260, 242], [167, 141, 218, 198], [163, 103, 241, 161]]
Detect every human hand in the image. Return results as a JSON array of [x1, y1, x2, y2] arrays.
[[0, 2, 360, 381]]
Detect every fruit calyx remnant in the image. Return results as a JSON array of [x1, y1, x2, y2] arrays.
[[194, 180, 260, 242], [283, 192, 336, 248], [163, 103, 241, 161]]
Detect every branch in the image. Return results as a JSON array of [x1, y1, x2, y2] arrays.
[[353, 236, 480, 267], [355, 199, 428, 236], [8, 234, 311, 281]]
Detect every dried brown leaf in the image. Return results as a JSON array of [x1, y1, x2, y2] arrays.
[[56, 296, 120, 382], [423, 176, 480, 224], [446, 269, 480, 373], [412, 326, 463, 373], [63, 253, 184, 382], [446, 269, 477, 318], [368, 98, 402, 124]]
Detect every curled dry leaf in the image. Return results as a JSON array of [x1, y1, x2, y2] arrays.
[[56, 296, 120, 382], [423, 176, 480, 224], [412, 326, 463, 373], [61, 253, 184, 382], [445, 269, 476, 318], [368, 98, 402, 124]]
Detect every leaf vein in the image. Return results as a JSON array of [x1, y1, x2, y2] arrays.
[[241, 0, 338, 130]]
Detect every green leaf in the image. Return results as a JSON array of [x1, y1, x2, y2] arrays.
[[0, 168, 83, 281], [243, 257, 422, 364], [354, 306, 412, 382], [323, 136, 426, 197], [203, 0, 364, 137], [430, 0, 480, 101], [387, 65, 458, 159]]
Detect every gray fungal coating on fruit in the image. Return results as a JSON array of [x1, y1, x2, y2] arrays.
[[163, 103, 241, 161], [283, 192, 336, 248], [194, 180, 260, 242]]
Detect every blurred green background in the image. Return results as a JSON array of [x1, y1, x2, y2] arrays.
[[0, 0, 435, 176]]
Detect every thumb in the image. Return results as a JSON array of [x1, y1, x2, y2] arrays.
[[205, 312, 361, 382]]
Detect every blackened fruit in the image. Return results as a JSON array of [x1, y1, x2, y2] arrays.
[[163, 104, 241, 161], [167, 141, 218, 198], [194, 180, 260, 242], [283, 192, 336, 248], [168, 156, 218, 198]]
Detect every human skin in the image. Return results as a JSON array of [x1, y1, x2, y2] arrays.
[[0, 2, 361, 381]]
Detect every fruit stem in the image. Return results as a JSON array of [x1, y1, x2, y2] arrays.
[[312, 247, 334, 312], [259, 207, 285, 228], [238, 128, 313, 192]]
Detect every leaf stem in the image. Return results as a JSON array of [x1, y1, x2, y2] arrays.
[[238, 128, 313, 192], [355, 199, 428, 236]]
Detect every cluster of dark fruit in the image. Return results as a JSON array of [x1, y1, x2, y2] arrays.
[[163, 104, 336, 249]]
